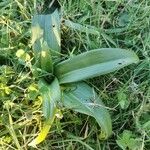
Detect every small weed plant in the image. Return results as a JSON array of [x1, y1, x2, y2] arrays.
[[1, 0, 149, 149], [27, 2, 139, 147]]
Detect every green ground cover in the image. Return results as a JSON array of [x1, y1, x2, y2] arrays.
[[0, 0, 149, 149]]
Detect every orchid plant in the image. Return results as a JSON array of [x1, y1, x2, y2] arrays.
[[28, 2, 139, 147]]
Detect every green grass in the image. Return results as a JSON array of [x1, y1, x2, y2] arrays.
[[0, 0, 149, 149]]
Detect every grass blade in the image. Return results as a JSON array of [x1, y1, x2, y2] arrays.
[[63, 19, 99, 35]]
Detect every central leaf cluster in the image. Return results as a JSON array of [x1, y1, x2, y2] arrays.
[[29, 8, 139, 147]]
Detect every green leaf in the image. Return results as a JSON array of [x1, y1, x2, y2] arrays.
[[31, 9, 61, 66], [40, 41, 53, 73], [39, 78, 61, 119], [55, 48, 139, 84], [117, 90, 129, 109], [29, 78, 61, 147], [118, 12, 130, 27], [63, 20, 100, 35], [62, 82, 112, 139], [116, 130, 142, 150]]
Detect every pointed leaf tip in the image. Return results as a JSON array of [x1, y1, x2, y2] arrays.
[[62, 82, 112, 139], [55, 48, 139, 84]]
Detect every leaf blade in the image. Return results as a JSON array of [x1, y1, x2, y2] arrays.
[[40, 41, 53, 73], [62, 82, 112, 139], [31, 10, 61, 54], [29, 78, 61, 147], [39, 78, 61, 119], [55, 48, 139, 84], [31, 9, 61, 72]]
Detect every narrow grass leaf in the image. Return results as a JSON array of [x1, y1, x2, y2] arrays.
[[55, 48, 139, 84], [63, 82, 112, 139], [64, 20, 100, 35], [7, 114, 21, 150]]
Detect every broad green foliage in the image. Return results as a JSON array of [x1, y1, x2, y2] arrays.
[[63, 82, 112, 139], [39, 78, 61, 119], [31, 9, 61, 71], [55, 48, 139, 84], [1, 0, 150, 149], [40, 42, 53, 73], [29, 2, 139, 147], [29, 78, 61, 147], [31, 10, 61, 54], [116, 130, 142, 150]]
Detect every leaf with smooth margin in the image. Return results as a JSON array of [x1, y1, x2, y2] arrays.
[[29, 78, 61, 147], [62, 82, 112, 139], [63, 20, 99, 35], [40, 41, 53, 73], [39, 78, 61, 119], [55, 48, 139, 84], [31, 9, 61, 61]]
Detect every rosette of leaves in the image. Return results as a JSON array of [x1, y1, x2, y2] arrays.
[[29, 3, 139, 147]]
